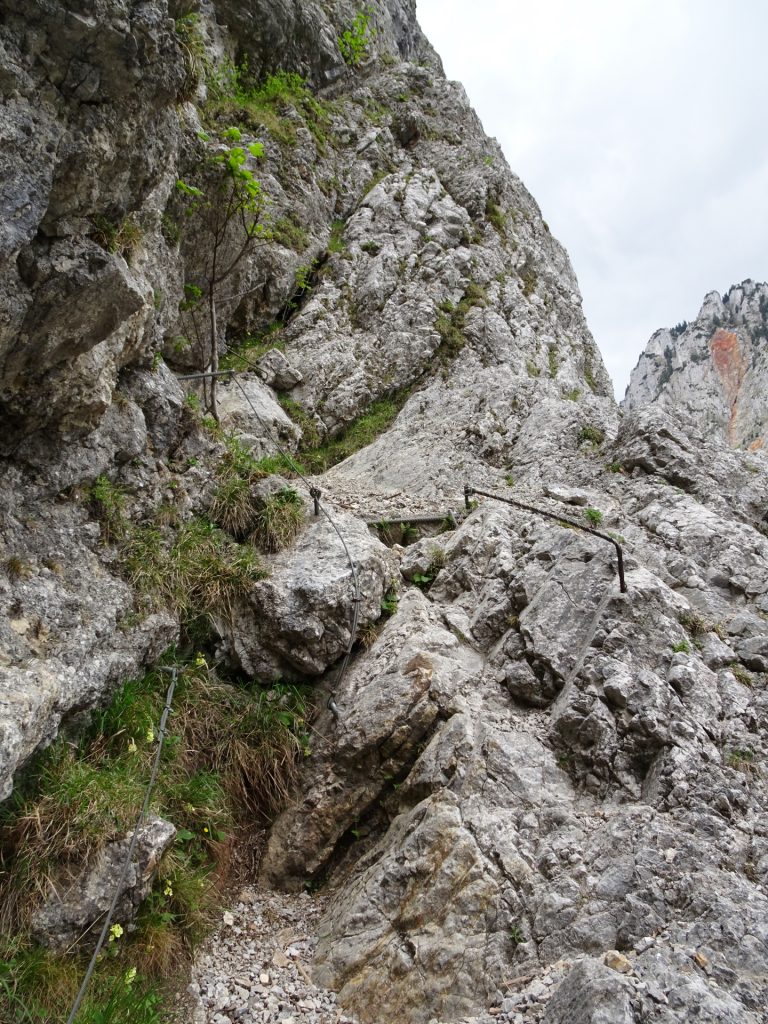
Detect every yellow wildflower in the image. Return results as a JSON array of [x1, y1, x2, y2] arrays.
[[109, 923, 124, 943]]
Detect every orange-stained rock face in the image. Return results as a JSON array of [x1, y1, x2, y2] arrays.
[[709, 329, 747, 445], [748, 437, 764, 451]]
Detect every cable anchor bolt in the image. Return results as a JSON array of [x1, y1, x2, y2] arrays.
[[309, 486, 322, 517]]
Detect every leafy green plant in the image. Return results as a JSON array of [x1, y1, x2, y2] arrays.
[[411, 571, 435, 590], [380, 586, 399, 617], [578, 424, 605, 447], [583, 507, 603, 527], [526, 360, 540, 378], [175, 128, 267, 419], [508, 925, 525, 945], [564, 387, 581, 401], [339, 9, 374, 66], [434, 282, 487, 362], [672, 639, 690, 654]]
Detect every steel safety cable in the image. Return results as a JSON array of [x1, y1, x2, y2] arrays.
[[65, 667, 178, 1024]]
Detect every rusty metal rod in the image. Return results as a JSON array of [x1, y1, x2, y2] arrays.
[[465, 485, 627, 594], [366, 512, 458, 528], [175, 369, 237, 380]]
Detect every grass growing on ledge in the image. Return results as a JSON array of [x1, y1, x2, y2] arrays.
[[220, 323, 284, 372], [281, 391, 409, 474], [0, 659, 311, 1022], [250, 489, 305, 552], [88, 473, 267, 626], [205, 67, 332, 151], [434, 281, 488, 362]]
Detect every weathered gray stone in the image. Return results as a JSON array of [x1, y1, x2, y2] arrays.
[[624, 280, 768, 450], [31, 816, 176, 951], [225, 509, 396, 680], [255, 348, 304, 390], [542, 960, 634, 1024]]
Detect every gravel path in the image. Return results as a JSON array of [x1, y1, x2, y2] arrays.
[[187, 888, 357, 1024], [185, 887, 576, 1024]]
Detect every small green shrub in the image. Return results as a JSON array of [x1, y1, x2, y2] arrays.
[[725, 747, 757, 774], [220, 323, 284, 372], [339, 10, 374, 66], [672, 639, 690, 654], [583, 507, 603, 527], [485, 200, 506, 238], [270, 215, 309, 252], [5, 556, 29, 582], [251, 452, 306, 476], [679, 609, 712, 638], [380, 586, 399, 617], [282, 391, 410, 473], [434, 282, 487, 362], [205, 66, 331, 150], [526, 360, 540, 378], [578, 425, 605, 447]]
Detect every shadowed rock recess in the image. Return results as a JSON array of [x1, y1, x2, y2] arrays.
[[1, 2, 767, 1022]]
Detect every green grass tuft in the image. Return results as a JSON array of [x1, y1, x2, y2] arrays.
[[0, 660, 311, 1021]]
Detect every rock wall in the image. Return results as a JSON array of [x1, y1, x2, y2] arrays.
[[623, 279, 768, 449], [1, 3, 768, 1023]]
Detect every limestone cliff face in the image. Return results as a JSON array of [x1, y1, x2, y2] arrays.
[[2, 4, 768, 1024], [623, 279, 768, 448]]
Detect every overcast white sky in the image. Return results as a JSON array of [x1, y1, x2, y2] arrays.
[[416, 0, 768, 398]]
